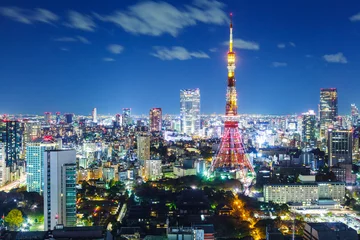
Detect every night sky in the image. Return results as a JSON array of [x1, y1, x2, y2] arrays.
[[1, 0, 360, 115]]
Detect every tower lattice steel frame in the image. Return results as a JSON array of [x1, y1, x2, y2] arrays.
[[210, 14, 255, 181]]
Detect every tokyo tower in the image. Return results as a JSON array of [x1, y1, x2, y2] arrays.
[[210, 13, 255, 182]]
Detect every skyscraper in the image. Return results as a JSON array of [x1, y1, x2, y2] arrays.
[[64, 113, 73, 124], [55, 112, 61, 125], [44, 112, 52, 124], [44, 149, 76, 231], [122, 108, 132, 126], [5, 120, 22, 168], [0, 143, 9, 187], [351, 104, 359, 126], [302, 110, 316, 147], [149, 108, 162, 132], [180, 89, 200, 135], [137, 135, 150, 160], [210, 14, 255, 182], [320, 88, 338, 138], [92, 108, 97, 123], [26, 139, 59, 194], [328, 129, 352, 166]]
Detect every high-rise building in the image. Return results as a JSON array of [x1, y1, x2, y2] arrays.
[[64, 113, 73, 124], [44, 112, 52, 125], [92, 108, 97, 123], [302, 110, 316, 147], [210, 14, 255, 182], [115, 114, 122, 127], [351, 104, 359, 126], [5, 120, 22, 167], [180, 89, 200, 135], [44, 149, 76, 231], [0, 143, 9, 186], [122, 108, 132, 126], [137, 135, 150, 160], [320, 88, 338, 138], [143, 159, 162, 181], [328, 129, 352, 166], [55, 112, 61, 125], [26, 139, 59, 194], [149, 108, 162, 132]]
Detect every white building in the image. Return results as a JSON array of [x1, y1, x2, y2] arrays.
[[0, 143, 9, 187], [137, 135, 150, 160], [180, 89, 200, 135], [143, 159, 162, 181], [44, 149, 76, 231], [92, 107, 97, 123], [264, 182, 345, 205]]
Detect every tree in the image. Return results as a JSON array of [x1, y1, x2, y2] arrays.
[[5, 209, 23, 230]]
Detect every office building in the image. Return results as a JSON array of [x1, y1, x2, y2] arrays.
[[92, 108, 97, 123], [149, 108, 162, 132], [5, 121, 22, 167], [180, 88, 200, 135], [44, 112, 52, 124], [0, 143, 9, 186], [263, 182, 345, 205], [102, 167, 115, 181], [26, 139, 59, 194], [137, 135, 150, 160], [142, 159, 162, 181], [303, 222, 357, 240], [44, 149, 76, 231], [115, 114, 122, 127], [122, 108, 132, 126], [55, 112, 61, 124], [327, 129, 352, 166], [319, 88, 338, 138], [64, 113, 73, 124], [351, 103, 359, 126], [302, 110, 316, 147]]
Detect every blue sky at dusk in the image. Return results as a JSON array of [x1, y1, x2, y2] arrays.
[[1, 0, 360, 115]]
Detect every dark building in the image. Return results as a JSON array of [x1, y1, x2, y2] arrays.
[[303, 222, 357, 240], [64, 113, 73, 124], [4, 120, 22, 167], [319, 88, 338, 138], [327, 129, 352, 166]]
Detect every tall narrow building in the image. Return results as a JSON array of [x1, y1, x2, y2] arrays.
[[44, 112, 52, 125], [211, 13, 255, 182], [302, 110, 316, 147], [44, 149, 76, 231], [5, 120, 22, 168], [328, 129, 352, 166], [0, 143, 9, 187], [92, 108, 97, 123], [351, 104, 359, 126], [320, 88, 338, 138], [180, 89, 200, 135], [150, 108, 162, 132], [137, 135, 150, 160], [122, 108, 132, 126]]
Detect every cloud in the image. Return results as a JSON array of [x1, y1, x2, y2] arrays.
[[350, 12, 360, 22], [65, 10, 96, 31], [151, 46, 210, 60], [60, 47, 69, 51], [272, 62, 287, 67], [209, 48, 217, 52], [0, 7, 58, 24], [289, 42, 296, 47], [94, 0, 228, 37], [54, 36, 91, 44], [103, 58, 115, 62], [107, 44, 124, 54], [224, 38, 259, 50], [323, 52, 347, 64], [277, 43, 286, 49]]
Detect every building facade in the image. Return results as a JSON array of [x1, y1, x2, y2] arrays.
[[327, 129, 352, 166], [137, 135, 150, 161], [43, 149, 76, 231], [319, 88, 338, 138], [302, 110, 316, 147], [180, 88, 200, 135], [149, 108, 162, 132], [122, 108, 132, 126], [5, 120, 22, 168]]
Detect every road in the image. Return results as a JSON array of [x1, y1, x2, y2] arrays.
[[0, 175, 26, 192]]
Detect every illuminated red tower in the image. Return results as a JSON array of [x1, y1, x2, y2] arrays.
[[210, 14, 255, 181]]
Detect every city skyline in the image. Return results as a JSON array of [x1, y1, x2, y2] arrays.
[[1, 0, 360, 115]]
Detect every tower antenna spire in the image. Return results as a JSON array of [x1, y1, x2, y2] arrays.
[[229, 13, 233, 52]]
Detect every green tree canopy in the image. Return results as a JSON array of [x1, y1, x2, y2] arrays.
[[5, 209, 23, 230]]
